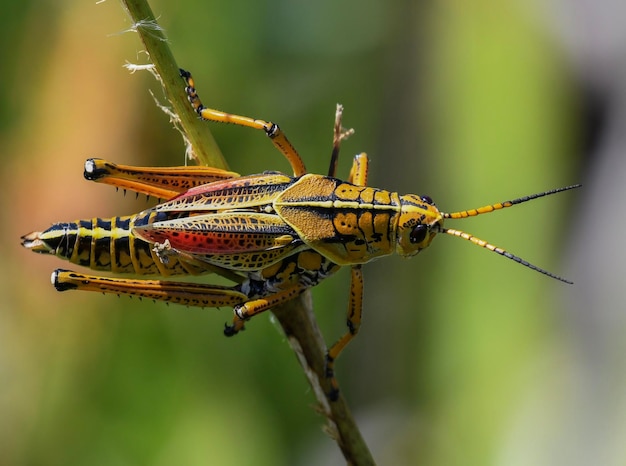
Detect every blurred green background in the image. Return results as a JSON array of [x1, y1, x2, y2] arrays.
[[2, 0, 623, 465]]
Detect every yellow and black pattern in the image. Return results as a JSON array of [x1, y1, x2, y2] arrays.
[[276, 174, 408, 264], [21, 215, 205, 277]]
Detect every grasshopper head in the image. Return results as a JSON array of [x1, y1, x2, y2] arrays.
[[395, 194, 444, 257], [396, 184, 581, 283]]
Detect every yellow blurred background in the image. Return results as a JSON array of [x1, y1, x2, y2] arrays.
[[1, 0, 624, 465]]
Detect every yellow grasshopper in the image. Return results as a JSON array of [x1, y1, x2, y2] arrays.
[[21, 69, 580, 399]]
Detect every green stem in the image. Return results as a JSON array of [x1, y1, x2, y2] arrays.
[[122, 0, 226, 168], [273, 294, 376, 465]]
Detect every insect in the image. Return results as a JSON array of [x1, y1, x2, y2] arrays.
[[21, 69, 580, 399]]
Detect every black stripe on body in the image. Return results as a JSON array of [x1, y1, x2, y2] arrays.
[[43, 222, 79, 257], [75, 220, 93, 267]]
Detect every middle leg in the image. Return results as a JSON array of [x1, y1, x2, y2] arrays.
[[180, 69, 307, 177], [325, 264, 364, 400]]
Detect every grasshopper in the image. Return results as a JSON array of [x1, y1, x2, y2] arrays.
[[21, 69, 580, 399]]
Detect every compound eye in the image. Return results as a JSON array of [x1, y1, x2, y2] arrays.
[[409, 224, 428, 244], [420, 195, 434, 205]]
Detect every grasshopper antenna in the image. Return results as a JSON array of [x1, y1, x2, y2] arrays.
[[440, 184, 581, 284], [443, 184, 581, 219]]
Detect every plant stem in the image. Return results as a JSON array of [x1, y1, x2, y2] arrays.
[[122, 0, 226, 168], [273, 294, 375, 465]]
